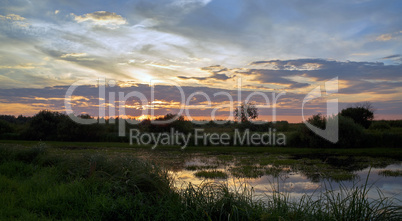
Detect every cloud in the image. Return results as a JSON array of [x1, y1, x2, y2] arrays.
[[0, 63, 36, 69], [382, 54, 401, 59], [0, 14, 26, 21], [0, 13, 29, 28], [246, 59, 402, 81], [178, 65, 233, 81], [375, 30, 402, 42], [176, 59, 402, 97], [1, 0, 402, 121], [376, 34, 393, 41], [1, 82, 401, 121], [178, 73, 230, 81], [73, 11, 127, 27], [0, 83, 314, 119], [382, 54, 402, 63], [60, 53, 94, 61], [169, 0, 212, 14], [2, 0, 402, 66]]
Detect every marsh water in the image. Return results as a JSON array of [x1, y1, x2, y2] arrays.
[[172, 163, 402, 203], [157, 154, 402, 204], [53, 146, 402, 205]]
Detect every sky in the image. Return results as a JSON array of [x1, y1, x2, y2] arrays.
[[0, 0, 401, 122]]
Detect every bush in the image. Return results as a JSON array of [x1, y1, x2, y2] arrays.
[[362, 130, 402, 148], [381, 132, 402, 148], [369, 121, 391, 131], [337, 116, 364, 148], [299, 114, 327, 148], [236, 121, 271, 132], [300, 114, 364, 148], [388, 120, 402, 128], [285, 131, 303, 147], [361, 131, 383, 148], [147, 114, 193, 134], [0, 119, 14, 135]]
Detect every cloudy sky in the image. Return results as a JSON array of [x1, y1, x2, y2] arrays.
[[0, 0, 401, 122]]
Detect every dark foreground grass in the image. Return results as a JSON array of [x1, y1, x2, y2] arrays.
[[0, 144, 401, 220]]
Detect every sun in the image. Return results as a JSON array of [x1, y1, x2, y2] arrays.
[[136, 114, 150, 121]]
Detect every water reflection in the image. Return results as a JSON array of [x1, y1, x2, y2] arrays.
[[171, 160, 402, 204], [134, 149, 401, 204]]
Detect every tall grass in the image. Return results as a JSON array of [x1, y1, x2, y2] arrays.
[[259, 172, 402, 220], [320, 170, 402, 221], [0, 144, 181, 220], [180, 181, 265, 220], [0, 143, 401, 220]]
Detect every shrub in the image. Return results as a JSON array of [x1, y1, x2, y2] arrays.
[[236, 121, 271, 132], [337, 116, 364, 148], [381, 132, 402, 148], [147, 114, 193, 134], [369, 121, 391, 131], [285, 131, 303, 147], [299, 114, 327, 148], [361, 131, 383, 148], [300, 114, 364, 148], [0, 119, 14, 134]]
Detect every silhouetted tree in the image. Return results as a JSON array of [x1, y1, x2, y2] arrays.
[[0, 119, 13, 134], [340, 102, 374, 129], [234, 102, 258, 123], [23, 110, 63, 140]]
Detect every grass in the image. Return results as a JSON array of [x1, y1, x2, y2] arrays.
[[379, 169, 402, 177], [230, 165, 265, 178], [326, 171, 358, 182], [216, 155, 235, 161], [264, 167, 286, 177], [2, 140, 402, 159], [0, 144, 179, 220], [0, 143, 401, 220], [180, 181, 264, 220], [185, 165, 218, 171], [261, 174, 402, 221], [318, 171, 402, 220], [3, 140, 398, 182], [194, 170, 228, 179]]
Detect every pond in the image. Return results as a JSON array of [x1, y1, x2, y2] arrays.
[[165, 155, 402, 205], [52, 146, 402, 206]]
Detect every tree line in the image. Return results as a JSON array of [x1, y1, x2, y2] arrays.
[[0, 103, 401, 148]]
